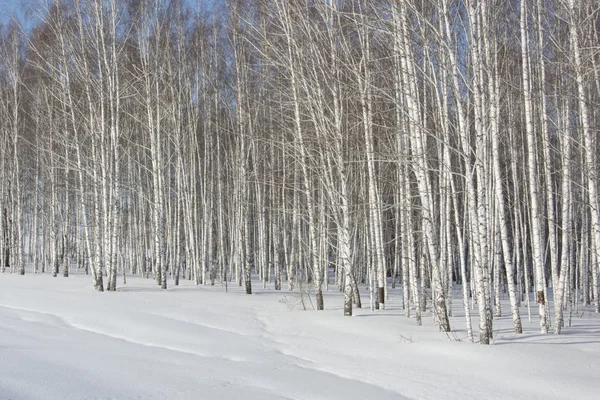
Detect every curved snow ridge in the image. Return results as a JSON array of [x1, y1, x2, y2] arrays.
[[64, 322, 251, 363], [0, 304, 73, 328], [0, 304, 246, 363], [147, 312, 257, 337], [273, 347, 414, 400], [254, 311, 415, 400], [272, 342, 423, 400]]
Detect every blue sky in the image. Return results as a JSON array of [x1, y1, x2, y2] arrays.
[[0, 0, 28, 26], [0, 0, 215, 26]]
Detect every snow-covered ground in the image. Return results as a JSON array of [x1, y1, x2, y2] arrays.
[[1, 273, 599, 400]]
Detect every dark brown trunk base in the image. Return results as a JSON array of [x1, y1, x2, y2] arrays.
[[351, 274, 361, 308], [344, 282, 353, 316], [316, 290, 324, 310], [245, 266, 252, 294]]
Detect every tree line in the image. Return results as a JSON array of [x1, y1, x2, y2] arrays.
[[0, 0, 599, 344]]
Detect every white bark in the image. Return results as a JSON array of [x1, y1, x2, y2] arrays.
[[521, 0, 549, 332], [569, 0, 600, 314]]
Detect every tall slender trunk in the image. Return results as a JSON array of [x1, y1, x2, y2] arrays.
[[521, 0, 549, 332], [569, 0, 600, 313], [397, 0, 449, 331]]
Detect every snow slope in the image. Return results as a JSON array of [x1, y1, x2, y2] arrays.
[[1, 273, 599, 400]]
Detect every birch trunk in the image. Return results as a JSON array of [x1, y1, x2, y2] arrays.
[[521, 0, 549, 332], [569, 0, 600, 313]]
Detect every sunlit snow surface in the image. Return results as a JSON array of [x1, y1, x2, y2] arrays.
[[1, 273, 599, 400]]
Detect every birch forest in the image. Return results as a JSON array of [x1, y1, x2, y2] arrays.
[[1, 0, 599, 345]]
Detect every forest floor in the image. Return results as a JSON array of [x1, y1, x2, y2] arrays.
[[1, 272, 599, 400]]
